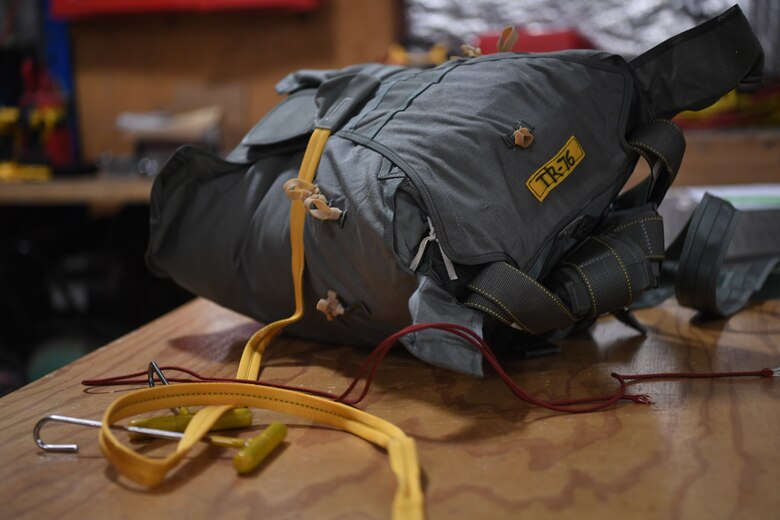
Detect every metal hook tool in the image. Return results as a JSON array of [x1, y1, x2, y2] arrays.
[[148, 360, 186, 415], [34, 414, 287, 474], [127, 361, 252, 438], [34, 414, 194, 453]]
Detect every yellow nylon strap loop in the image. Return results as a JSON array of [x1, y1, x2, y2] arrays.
[[389, 437, 424, 520], [176, 404, 236, 451], [99, 383, 423, 519], [98, 127, 424, 518], [236, 127, 331, 381]]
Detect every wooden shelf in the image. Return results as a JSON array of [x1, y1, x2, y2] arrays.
[[0, 175, 153, 206], [678, 128, 780, 185], [51, 0, 320, 19]]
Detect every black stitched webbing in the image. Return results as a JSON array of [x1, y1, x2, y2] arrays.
[[465, 262, 577, 334], [675, 194, 780, 317], [634, 195, 780, 317], [465, 210, 664, 334], [619, 119, 686, 207]]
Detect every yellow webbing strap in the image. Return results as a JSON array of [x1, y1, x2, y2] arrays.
[[98, 128, 424, 520], [98, 383, 422, 518], [236, 127, 331, 380]]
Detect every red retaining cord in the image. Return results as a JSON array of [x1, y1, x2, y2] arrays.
[[82, 322, 777, 414]]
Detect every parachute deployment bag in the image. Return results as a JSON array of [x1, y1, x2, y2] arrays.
[[98, 6, 775, 518], [147, 5, 765, 375]]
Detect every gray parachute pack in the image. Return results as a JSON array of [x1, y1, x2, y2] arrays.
[[147, 6, 772, 376]]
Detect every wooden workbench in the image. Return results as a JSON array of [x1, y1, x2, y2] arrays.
[[0, 297, 778, 519]]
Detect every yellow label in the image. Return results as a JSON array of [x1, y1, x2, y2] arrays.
[[525, 136, 585, 202]]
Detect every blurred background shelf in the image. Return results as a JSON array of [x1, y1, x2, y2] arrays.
[[680, 128, 780, 185], [0, 126, 775, 210], [0, 174, 152, 205], [50, 0, 320, 19]]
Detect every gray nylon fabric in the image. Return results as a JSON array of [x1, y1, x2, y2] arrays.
[[346, 51, 635, 270], [402, 274, 484, 377], [146, 7, 765, 375]]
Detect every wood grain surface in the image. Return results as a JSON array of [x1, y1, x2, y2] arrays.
[[0, 297, 778, 519]]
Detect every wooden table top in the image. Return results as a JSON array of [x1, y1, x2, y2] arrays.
[[1, 297, 778, 519]]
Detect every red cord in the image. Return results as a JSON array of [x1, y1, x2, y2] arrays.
[[82, 322, 776, 414]]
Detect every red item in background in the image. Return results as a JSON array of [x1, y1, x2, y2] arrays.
[[51, 0, 320, 19], [18, 58, 74, 167], [479, 28, 593, 54]]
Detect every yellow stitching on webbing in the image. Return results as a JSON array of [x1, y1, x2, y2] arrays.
[[574, 251, 612, 269], [499, 262, 578, 321], [629, 141, 672, 174], [562, 261, 598, 316], [614, 216, 663, 232], [614, 217, 663, 256], [633, 147, 653, 166], [639, 220, 653, 255], [465, 300, 518, 329], [591, 237, 633, 306], [648, 118, 685, 138], [464, 301, 507, 323], [113, 390, 355, 423], [466, 283, 532, 331]]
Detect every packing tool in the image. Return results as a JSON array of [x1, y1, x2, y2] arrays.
[[33, 414, 286, 475]]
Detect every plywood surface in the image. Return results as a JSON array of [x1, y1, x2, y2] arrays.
[[0, 297, 778, 519]]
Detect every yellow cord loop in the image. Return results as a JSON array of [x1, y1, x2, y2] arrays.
[[283, 170, 343, 221], [98, 128, 424, 520]]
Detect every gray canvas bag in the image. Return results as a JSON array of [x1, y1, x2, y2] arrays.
[[147, 6, 771, 376]]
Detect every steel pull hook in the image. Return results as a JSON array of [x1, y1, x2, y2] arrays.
[[33, 415, 100, 452], [34, 414, 185, 453], [34, 413, 287, 474]]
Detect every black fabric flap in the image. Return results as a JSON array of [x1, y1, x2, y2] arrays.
[[314, 73, 380, 131], [240, 89, 316, 147], [629, 5, 764, 119]]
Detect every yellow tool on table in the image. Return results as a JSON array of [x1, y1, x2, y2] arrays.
[[34, 414, 286, 475], [124, 361, 255, 439], [34, 360, 285, 474]]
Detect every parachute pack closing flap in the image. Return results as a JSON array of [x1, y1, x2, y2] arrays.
[[146, 5, 768, 376], [629, 5, 764, 119]]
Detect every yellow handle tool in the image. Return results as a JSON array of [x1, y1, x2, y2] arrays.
[[201, 421, 287, 474], [127, 407, 252, 440], [232, 421, 287, 474], [35, 413, 284, 476]]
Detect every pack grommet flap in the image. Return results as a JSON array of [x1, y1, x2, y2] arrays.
[[240, 89, 316, 146], [226, 89, 316, 163]]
